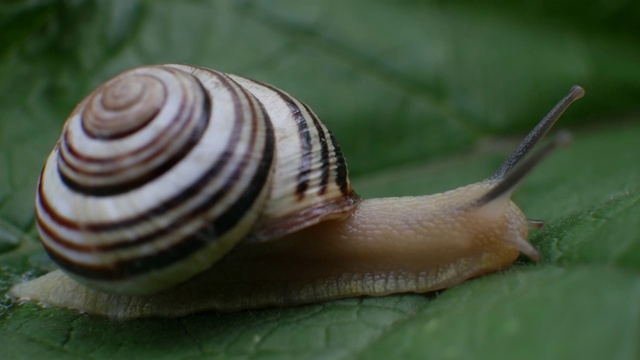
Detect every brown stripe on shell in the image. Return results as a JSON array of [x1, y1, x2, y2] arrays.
[[222, 74, 358, 243], [59, 100, 209, 196], [38, 70, 241, 233], [250, 81, 314, 199], [82, 105, 162, 140], [41, 115, 274, 279], [38, 103, 235, 250], [253, 80, 350, 199], [36, 70, 273, 281], [327, 129, 351, 196], [61, 86, 195, 166], [80, 74, 166, 140], [58, 74, 211, 196], [61, 68, 196, 166], [300, 102, 330, 195]]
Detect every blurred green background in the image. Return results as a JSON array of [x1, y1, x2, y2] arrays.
[[0, 1, 638, 359]]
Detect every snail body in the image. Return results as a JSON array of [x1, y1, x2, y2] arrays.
[[10, 64, 584, 319]]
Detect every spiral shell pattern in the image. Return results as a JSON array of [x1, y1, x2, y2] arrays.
[[37, 65, 274, 294], [35, 64, 358, 295]]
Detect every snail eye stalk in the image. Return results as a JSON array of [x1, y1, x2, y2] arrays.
[[491, 85, 584, 180]]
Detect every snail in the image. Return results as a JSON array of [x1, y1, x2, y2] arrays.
[[10, 64, 584, 319]]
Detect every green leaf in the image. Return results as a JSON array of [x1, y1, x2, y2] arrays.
[[356, 265, 640, 360], [1, 0, 639, 359]]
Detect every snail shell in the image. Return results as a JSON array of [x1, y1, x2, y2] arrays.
[[10, 64, 585, 318], [35, 64, 358, 295]]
